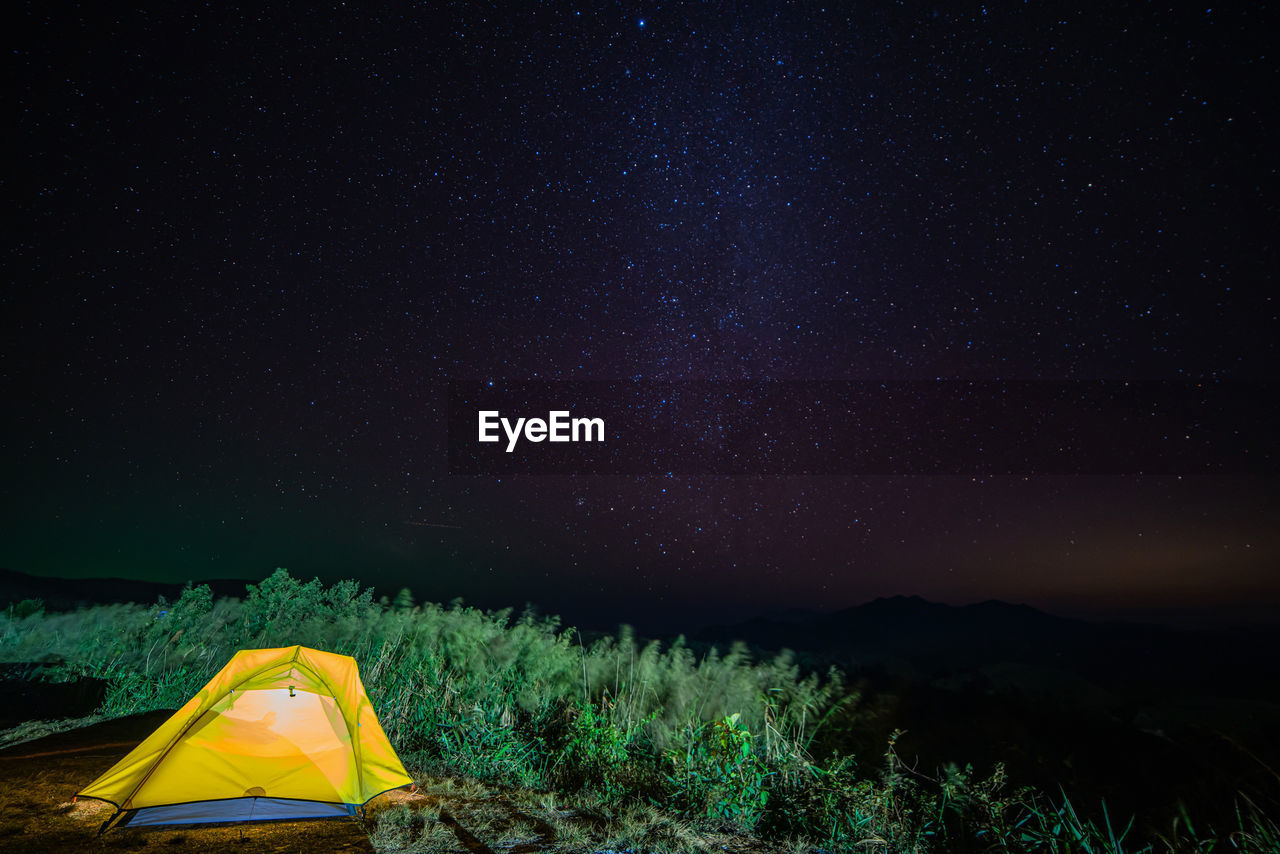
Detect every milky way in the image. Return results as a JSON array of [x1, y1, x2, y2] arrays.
[[4, 3, 1276, 630]]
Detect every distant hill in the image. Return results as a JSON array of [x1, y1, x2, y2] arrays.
[[697, 594, 1280, 699], [0, 568, 255, 612]]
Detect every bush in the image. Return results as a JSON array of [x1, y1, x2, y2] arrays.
[[666, 712, 772, 831], [9, 598, 44, 619]]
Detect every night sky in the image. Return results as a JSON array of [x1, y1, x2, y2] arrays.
[[4, 2, 1277, 631]]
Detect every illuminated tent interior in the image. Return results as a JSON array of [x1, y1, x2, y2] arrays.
[[77, 645, 411, 829]]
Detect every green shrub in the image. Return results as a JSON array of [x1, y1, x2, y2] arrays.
[[554, 698, 658, 798], [667, 712, 772, 831], [9, 598, 44, 619]]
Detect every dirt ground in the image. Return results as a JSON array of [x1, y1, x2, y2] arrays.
[[0, 712, 377, 853]]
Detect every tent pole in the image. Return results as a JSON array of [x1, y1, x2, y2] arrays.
[[97, 808, 122, 835]]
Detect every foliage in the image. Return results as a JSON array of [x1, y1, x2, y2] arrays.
[[667, 712, 772, 830], [555, 698, 649, 799], [9, 598, 44, 619]]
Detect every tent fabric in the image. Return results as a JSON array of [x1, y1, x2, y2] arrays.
[[116, 797, 356, 827], [77, 645, 411, 826]]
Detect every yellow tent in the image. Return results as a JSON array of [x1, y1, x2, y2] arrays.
[[78, 645, 412, 829]]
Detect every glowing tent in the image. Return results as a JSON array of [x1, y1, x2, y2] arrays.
[[77, 645, 412, 830]]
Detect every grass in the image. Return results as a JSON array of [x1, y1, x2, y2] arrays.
[[369, 803, 457, 852], [2, 569, 1278, 853]]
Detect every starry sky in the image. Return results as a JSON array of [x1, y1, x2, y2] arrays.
[[3, 2, 1277, 631]]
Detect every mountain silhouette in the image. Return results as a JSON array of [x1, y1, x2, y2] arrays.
[[698, 594, 1280, 698]]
